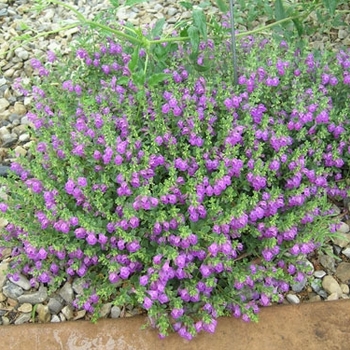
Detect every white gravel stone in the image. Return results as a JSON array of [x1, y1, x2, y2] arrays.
[[61, 305, 74, 320], [18, 303, 33, 313], [14, 48, 29, 61], [340, 283, 349, 295], [313, 270, 326, 279], [326, 292, 339, 301], [51, 315, 61, 323], [13, 145, 27, 157], [0, 262, 9, 289], [338, 29, 348, 39], [13, 102, 26, 115], [18, 133, 30, 142], [337, 222, 350, 234], [322, 275, 342, 296], [100, 302, 112, 318], [342, 247, 350, 259], [332, 232, 350, 248], [286, 294, 300, 304], [0, 98, 9, 113]]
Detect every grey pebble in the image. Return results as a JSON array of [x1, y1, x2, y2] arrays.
[[72, 278, 85, 295], [17, 286, 47, 304], [61, 305, 74, 320], [342, 248, 350, 259], [14, 312, 31, 325], [2, 281, 24, 299], [319, 254, 336, 273], [48, 297, 64, 315], [99, 303, 112, 318], [9, 274, 31, 291], [110, 306, 121, 318], [59, 282, 74, 304], [291, 276, 307, 293]]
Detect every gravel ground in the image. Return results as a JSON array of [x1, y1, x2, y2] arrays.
[[0, 0, 349, 325]]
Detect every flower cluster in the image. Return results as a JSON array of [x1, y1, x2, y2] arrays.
[[0, 30, 349, 339]]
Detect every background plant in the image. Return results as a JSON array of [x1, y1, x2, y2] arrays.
[[0, 15, 349, 338]]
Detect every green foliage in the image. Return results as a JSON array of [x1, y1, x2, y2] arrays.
[[0, 0, 349, 340]]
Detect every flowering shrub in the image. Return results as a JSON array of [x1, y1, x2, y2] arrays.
[[0, 25, 349, 339]]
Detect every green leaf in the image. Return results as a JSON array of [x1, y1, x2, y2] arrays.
[[192, 9, 207, 41], [292, 18, 304, 37], [322, 0, 338, 16], [109, 0, 119, 7], [147, 73, 171, 87], [215, 0, 228, 12], [125, 0, 147, 6], [275, 0, 286, 21], [132, 72, 145, 86], [118, 76, 129, 86], [179, 1, 193, 10], [151, 18, 165, 38], [188, 25, 200, 53], [128, 46, 140, 72], [198, 1, 211, 8]]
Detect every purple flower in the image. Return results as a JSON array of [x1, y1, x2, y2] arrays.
[[120, 266, 130, 279], [139, 275, 149, 286], [174, 158, 188, 171], [171, 308, 184, 319], [0, 203, 8, 212], [175, 254, 186, 268], [86, 233, 97, 246], [75, 227, 86, 239], [202, 319, 217, 333], [109, 272, 120, 284], [64, 179, 75, 194], [200, 264, 211, 278], [37, 248, 47, 260], [143, 297, 153, 310], [126, 241, 140, 253], [77, 177, 87, 187]]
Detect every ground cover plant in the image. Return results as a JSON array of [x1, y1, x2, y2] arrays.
[[0, 0, 350, 340]]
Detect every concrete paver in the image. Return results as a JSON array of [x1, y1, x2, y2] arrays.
[[0, 300, 349, 350]]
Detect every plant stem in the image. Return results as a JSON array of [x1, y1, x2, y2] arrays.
[[229, 0, 238, 85]]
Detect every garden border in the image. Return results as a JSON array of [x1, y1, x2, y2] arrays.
[[1, 299, 349, 350]]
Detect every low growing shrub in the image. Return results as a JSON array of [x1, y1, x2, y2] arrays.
[[0, 25, 349, 339]]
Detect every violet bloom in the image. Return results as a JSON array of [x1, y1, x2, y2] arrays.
[[262, 249, 274, 262], [38, 272, 51, 284], [171, 308, 184, 319], [120, 267, 130, 279], [200, 264, 211, 278], [37, 248, 48, 260], [77, 177, 87, 187], [175, 254, 186, 268], [129, 217, 139, 228], [0, 203, 8, 212], [109, 272, 120, 284], [64, 179, 75, 195], [126, 241, 140, 253], [75, 227, 86, 239], [139, 275, 149, 286], [86, 233, 97, 246]]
